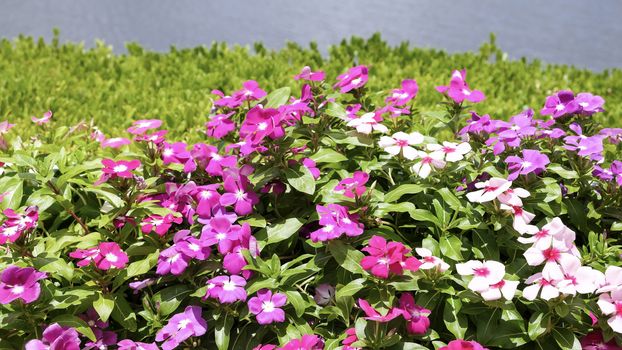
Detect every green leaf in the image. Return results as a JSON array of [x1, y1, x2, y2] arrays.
[[528, 312, 549, 340], [284, 167, 315, 195], [266, 217, 304, 245], [310, 148, 348, 163], [215, 312, 234, 350], [552, 328, 581, 350], [111, 293, 138, 331], [327, 240, 365, 274], [443, 297, 468, 339], [408, 209, 442, 227], [265, 87, 291, 108], [51, 315, 96, 341], [436, 188, 462, 211], [0, 177, 23, 210], [336, 278, 366, 299], [439, 235, 463, 261], [153, 285, 191, 316], [548, 164, 579, 179], [384, 184, 425, 203], [93, 293, 115, 322], [285, 290, 307, 317], [126, 251, 159, 278]]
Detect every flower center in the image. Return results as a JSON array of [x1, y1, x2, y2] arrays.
[[542, 247, 561, 262], [235, 190, 246, 200], [168, 253, 181, 263], [11, 285, 24, 294], [113, 165, 128, 173], [105, 253, 118, 263], [396, 139, 409, 147], [188, 243, 200, 251], [178, 318, 191, 329], [462, 88, 471, 96], [555, 103, 565, 111], [223, 280, 236, 291], [473, 267, 490, 277], [262, 301, 275, 313], [521, 161, 532, 168], [351, 77, 362, 85]]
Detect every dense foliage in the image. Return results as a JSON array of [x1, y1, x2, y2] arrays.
[[0, 31, 621, 140], [0, 49, 622, 349]]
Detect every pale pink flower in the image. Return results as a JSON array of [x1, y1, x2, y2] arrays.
[[597, 289, 622, 333], [480, 279, 519, 301], [31, 110, 53, 125], [456, 260, 505, 292], [497, 187, 530, 207], [466, 178, 512, 203], [411, 150, 445, 178], [522, 272, 562, 301], [346, 113, 388, 134], [427, 141, 471, 162], [500, 204, 535, 234], [414, 248, 449, 272]]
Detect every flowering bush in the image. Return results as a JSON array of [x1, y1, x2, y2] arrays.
[[0, 62, 620, 350]]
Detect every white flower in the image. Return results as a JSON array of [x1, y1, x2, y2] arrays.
[[411, 150, 445, 178], [426, 141, 471, 162], [378, 131, 424, 160], [456, 260, 505, 292], [346, 112, 388, 134], [415, 248, 449, 272], [480, 279, 519, 301], [465, 177, 512, 203]]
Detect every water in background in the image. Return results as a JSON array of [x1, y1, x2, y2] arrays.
[[1, 0, 621, 71]]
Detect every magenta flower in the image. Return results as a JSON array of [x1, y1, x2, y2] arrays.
[[140, 214, 183, 236], [136, 130, 168, 145], [540, 90, 579, 118], [94, 242, 129, 270], [97, 159, 141, 185], [156, 306, 207, 350], [301, 158, 320, 179], [334, 171, 369, 199], [310, 204, 364, 242], [200, 216, 242, 254], [247, 289, 287, 325], [204, 275, 247, 303], [127, 119, 162, 135], [459, 112, 494, 136], [360, 235, 421, 279], [436, 69, 485, 104], [294, 66, 325, 82], [505, 149, 550, 181], [279, 335, 325, 350], [0, 265, 46, 304], [157, 245, 191, 276], [129, 278, 155, 293], [219, 175, 259, 216], [385, 79, 418, 106], [398, 293, 431, 335], [174, 231, 211, 261], [31, 110, 53, 125], [117, 339, 159, 350], [84, 329, 117, 350], [0, 206, 39, 244], [161, 141, 192, 166], [357, 298, 401, 323], [580, 332, 619, 350], [342, 328, 360, 350], [334, 65, 368, 93], [25, 323, 81, 350], [236, 80, 267, 101], [100, 137, 131, 149], [206, 112, 235, 139], [240, 106, 283, 144], [440, 340, 488, 350]]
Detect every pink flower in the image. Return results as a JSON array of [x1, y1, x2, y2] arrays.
[[161, 142, 191, 165], [0, 120, 15, 134], [236, 80, 267, 101], [411, 150, 446, 178], [0, 206, 39, 244], [84, 329, 117, 350], [94, 242, 129, 270], [100, 137, 131, 149], [361, 235, 421, 279], [219, 175, 259, 216], [334, 65, 368, 93], [31, 110, 53, 125], [279, 335, 324, 350], [301, 158, 320, 179], [598, 288, 622, 333], [439, 340, 488, 350], [0, 265, 46, 304], [127, 119, 162, 135], [240, 106, 283, 144], [136, 130, 168, 145], [342, 328, 361, 350], [456, 260, 505, 293], [117, 339, 159, 350], [294, 66, 325, 82], [497, 187, 530, 207], [378, 132, 424, 160], [248, 289, 287, 325], [522, 272, 562, 301], [385, 79, 418, 106], [499, 204, 536, 234], [25, 323, 81, 350], [465, 177, 512, 203], [479, 279, 519, 301], [156, 306, 207, 350], [206, 113, 235, 139], [427, 141, 472, 162], [69, 247, 100, 267], [310, 204, 364, 242], [205, 275, 247, 303], [334, 171, 369, 199], [357, 298, 401, 323], [398, 293, 431, 334], [346, 112, 388, 134], [140, 214, 183, 236], [97, 159, 141, 184], [436, 69, 485, 104]]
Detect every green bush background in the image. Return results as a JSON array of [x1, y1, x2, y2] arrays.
[[1, 31, 620, 138]]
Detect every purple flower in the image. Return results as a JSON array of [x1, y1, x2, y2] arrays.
[[83, 329, 117, 350], [0, 265, 46, 304], [247, 289, 287, 325], [136, 130, 168, 145], [161, 142, 191, 165], [156, 306, 207, 350], [436, 69, 485, 104], [563, 126, 605, 161], [157, 245, 191, 276], [600, 128, 622, 144], [200, 216, 242, 254], [459, 112, 494, 136], [611, 161, 622, 186], [204, 275, 247, 303], [540, 90, 579, 118], [205, 112, 235, 139], [385, 79, 418, 106], [575, 92, 605, 115], [334, 65, 368, 93], [117, 339, 159, 350], [128, 278, 155, 293], [505, 149, 550, 181], [141, 214, 183, 236], [240, 106, 283, 144], [25, 323, 81, 350]]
